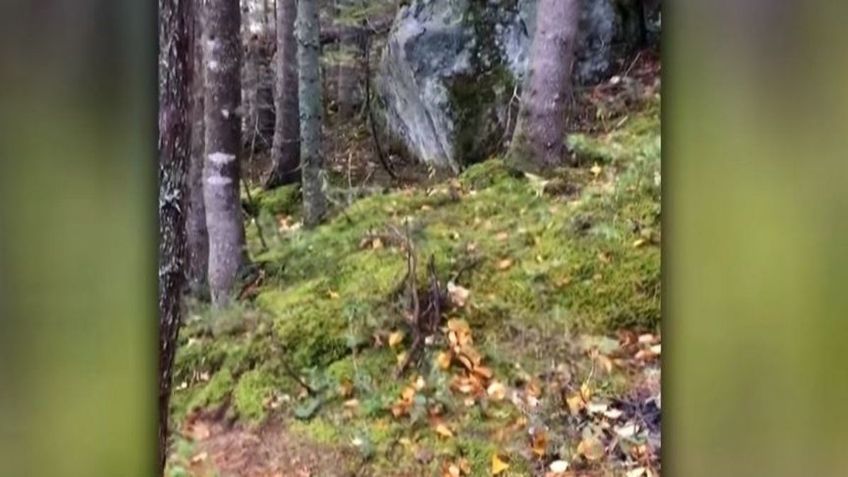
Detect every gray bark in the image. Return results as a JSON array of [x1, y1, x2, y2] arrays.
[[203, 0, 247, 306], [266, 0, 301, 188], [187, 1, 209, 297], [297, 0, 327, 227], [158, 0, 191, 471], [335, 1, 361, 119], [244, 33, 275, 151], [508, 0, 580, 174]]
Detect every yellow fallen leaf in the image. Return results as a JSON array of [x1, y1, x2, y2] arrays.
[[471, 365, 492, 380], [389, 330, 405, 348], [496, 259, 513, 271], [591, 164, 603, 176], [632, 238, 647, 248], [491, 453, 510, 475], [577, 436, 605, 461], [396, 351, 408, 366], [580, 383, 592, 401], [435, 423, 454, 438], [436, 351, 452, 370], [566, 393, 585, 414], [328, 290, 340, 299]]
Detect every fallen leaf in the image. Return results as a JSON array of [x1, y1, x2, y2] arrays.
[[447, 282, 471, 308], [549, 460, 569, 474], [633, 238, 647, 248], [603, 408, 624, 420], [496, 232, 509, 241], [491, 453, 510, 475], [389, 331, 405, 348], [587, 402, 609, 414], [650, 344, 661, 355], [496, 259, 513, 271], [487, 381, 507, 401], [436, 351, 452, 370], [577, 436, 605, 461], [396, 351, 408, 366], [327, 290, 340, 300], [638, 334, 655, 344], [472, 365, 493, 380], [626, 468, 647, 477], [531, 430, 548, 458], [591, 164, 603, 177], [615, 423, 639, 439], [435, 424, 454, 438], [190, 452, 208, 464], [343, 399, 360, 409]]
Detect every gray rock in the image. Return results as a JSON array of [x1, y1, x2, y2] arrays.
[[378, 0, 647, 170]]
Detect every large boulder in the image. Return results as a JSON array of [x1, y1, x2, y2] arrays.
[[378, 0, 649, 171]]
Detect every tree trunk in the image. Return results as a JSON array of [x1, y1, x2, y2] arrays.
[[266, 0, 301, 188], [245, 33, 276, 152], [507, 0, 580, 174], [203, 0, 246, 306], [187, 0, 209, 297], [297, 0, 327, 227], [335, 1, 360, 119], [158, 0, 191, 471]]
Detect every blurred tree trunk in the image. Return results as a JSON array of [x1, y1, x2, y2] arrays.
[[158, 0, 191, 471], [297, 0, 327, 227], [507, 0, 579, 174], [335, 0, 360, 119], [203, 0, 246, 306], [266, 0, 301, 188], [245, 33, 276, 152], [187, 0, 209, 297]]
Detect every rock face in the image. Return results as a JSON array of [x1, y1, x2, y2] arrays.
[[378, 0, 649, 171]]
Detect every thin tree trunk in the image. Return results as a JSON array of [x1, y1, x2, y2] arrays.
[[203, 0, 246, 306], [187, 0, 209, 297], [297, 0, 327, 227], [335, 0, 360, 119], [158, 0, 191, 471], [507, 0, 580, 174], [266, 0, 301, 188]]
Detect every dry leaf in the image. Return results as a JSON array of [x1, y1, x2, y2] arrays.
[[531, 430, 548, 458], [615, 423, 638, 438], [633, 238, 647, 248], [389, 330, 405, 348], [190, 452, 208, 464], [577, 436, 605, 461], [549, 460, 569, 474], [414, 375, 426, 390], [587, 402, 609, 414], [491, 454, 510, 475], [496, 259, 513, 271], [487, 381, 506, 401], [396, 352, 408, 366], [496, 232, 509, 241], [447, 282, 471, 308], [626, 468, 647, 477], [472, 365, 493, 380], [435, 424, 454, 438], [591, 164, 603, 176], [436, 351, 452, 370], [327, 290, 340, 300]]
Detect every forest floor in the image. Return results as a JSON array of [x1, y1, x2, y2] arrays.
[[168, 52, 661, 477]]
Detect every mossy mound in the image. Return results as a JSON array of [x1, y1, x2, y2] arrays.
[[172, 98, 661, 472]]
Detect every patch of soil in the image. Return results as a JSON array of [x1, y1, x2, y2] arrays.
[[182, 417, 362, 477]]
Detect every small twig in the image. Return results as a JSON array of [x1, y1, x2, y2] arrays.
[[281, 360, 317, 396], [363, 31, 398, 181]]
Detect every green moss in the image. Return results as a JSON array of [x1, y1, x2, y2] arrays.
[[233, 369, 275, 425], [253, 183, 302, 217], [187, 369, 234, 411], [289, 417, 344, 445]]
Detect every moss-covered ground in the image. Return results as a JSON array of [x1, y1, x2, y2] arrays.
[[169, 95, 660, 477]]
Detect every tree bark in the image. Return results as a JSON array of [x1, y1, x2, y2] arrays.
[[203, 0, 246, 306], [335, 0, 360, 119], [158, 0, 191, 471], [507, 0, 580, 174], [297, 0, 327, 227], [187, 0, 209, 297], [266, 0, 301, 188]]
